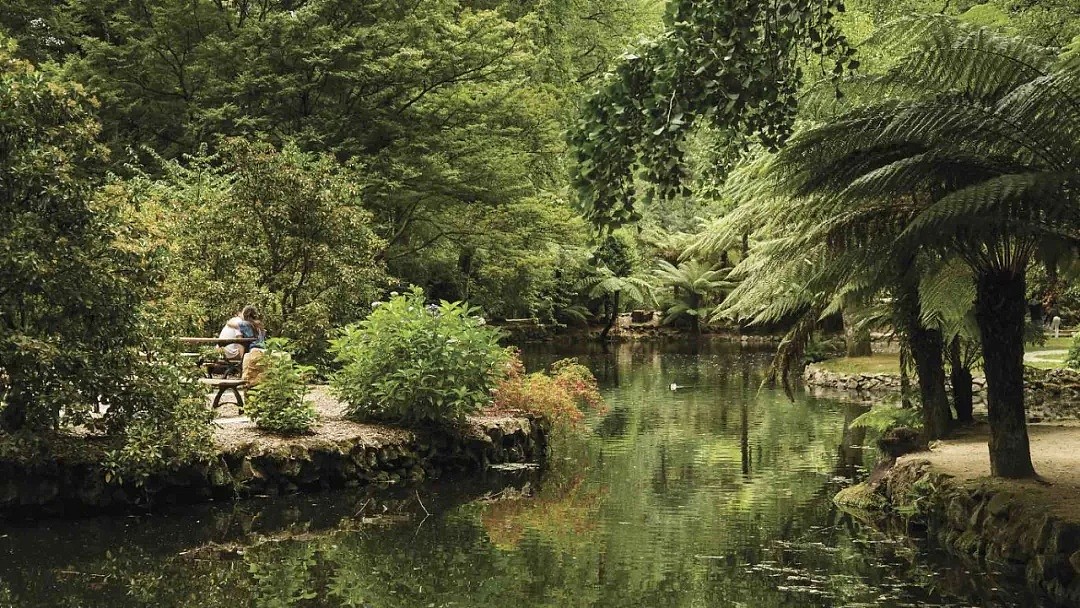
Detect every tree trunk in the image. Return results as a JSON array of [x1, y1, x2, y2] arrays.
[[893, 267, 951, 439], [910, 325, 952, 440], [949, 336, 974, 424], [599, 291, 619, 342], [843, 311, 873, 357], [899, 358, 913, 410], [975, 269, 1036, 478], [689, 293, 701, 334], [0, 397, 27, 433]]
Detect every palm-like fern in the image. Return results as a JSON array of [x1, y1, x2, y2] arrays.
[[576, 267, 654, 340], [699, 16, 1079, 477], [652, 259, 734, 330]]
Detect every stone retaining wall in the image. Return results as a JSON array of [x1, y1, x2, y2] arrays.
[[804, 364, 1080, 421], [0, 417, 547, 518], [844, 460, 1080, 606]]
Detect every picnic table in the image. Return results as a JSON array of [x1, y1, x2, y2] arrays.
[[177, 337, 257, 411]]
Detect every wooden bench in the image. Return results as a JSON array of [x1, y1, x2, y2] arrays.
[[200, 378, 247, 411]]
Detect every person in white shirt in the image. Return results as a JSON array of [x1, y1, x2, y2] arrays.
[[1050, 315, 1063, 339], [218, 316, 246, 359], [218, 305, 263, 359]]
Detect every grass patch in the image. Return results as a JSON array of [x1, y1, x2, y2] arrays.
[[819, 338, 1071, 375], [1027, 336, 1073, 352], [817, 354, 900, 375]]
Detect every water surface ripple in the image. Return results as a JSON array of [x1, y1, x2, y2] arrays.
[[0, 341, 1056, 607]]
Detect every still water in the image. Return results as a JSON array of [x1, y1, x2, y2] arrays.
[[0, 341, 1054, 607]]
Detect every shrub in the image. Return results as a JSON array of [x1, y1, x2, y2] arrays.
[[850, 405, 923, 434], [245, 340, 317, 435], [101, 354, 216, 485], [330, 288, 510, 426], [1066, 332, 1080, 370], [0, 38, 157, 433], [491, 355, 605, 430]]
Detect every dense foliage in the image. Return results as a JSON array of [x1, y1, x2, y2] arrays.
[[0, 36, 211, 460], [491, 356, 605, 430], [136, 139, 386, 364], [571, 0, 856, 228], [0, 0, 663, 325], [330, 288, 510, 426], [245, 340, 318, 435]]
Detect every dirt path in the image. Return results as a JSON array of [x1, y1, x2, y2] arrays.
[[903, 423, 1080, 521]]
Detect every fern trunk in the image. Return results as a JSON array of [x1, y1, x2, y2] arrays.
[[949, 336, 975, 424], [910, 325, 952, 440], [893, 267, 951, 440], [843, 311, 872, 357], [599, 291, 619, 342], [975, 269, 1036, 478]]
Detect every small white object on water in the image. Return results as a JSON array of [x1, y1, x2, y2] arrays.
[[670, 382, 679, 391]]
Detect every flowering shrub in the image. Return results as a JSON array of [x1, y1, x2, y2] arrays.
[[491, 355, 605, 429]]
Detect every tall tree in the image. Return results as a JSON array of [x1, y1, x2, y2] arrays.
[[570, 0, 856, 229], [0, 37, 152, 431]]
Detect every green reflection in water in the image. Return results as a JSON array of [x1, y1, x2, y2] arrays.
[[0, 341, 1055, 607]]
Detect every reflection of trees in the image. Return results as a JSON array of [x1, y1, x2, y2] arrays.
[[834, 403, 871, 479], [0, 340, 1035, 607]]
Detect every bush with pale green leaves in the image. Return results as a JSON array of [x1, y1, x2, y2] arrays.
[[245, 340, 318, 435], [330, 288, 509, 426]]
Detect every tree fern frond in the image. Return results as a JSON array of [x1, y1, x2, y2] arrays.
[[901, 172, 1080, 249]]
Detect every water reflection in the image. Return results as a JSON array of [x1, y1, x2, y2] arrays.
[[0, 341, 1057, 607]]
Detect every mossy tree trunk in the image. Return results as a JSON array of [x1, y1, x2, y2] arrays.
[[910, 325, 952, 439], [975, 269, 1036, 478], [599, 290, 620, 342]]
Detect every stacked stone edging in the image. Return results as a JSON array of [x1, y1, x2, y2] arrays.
[[0, 417, 547, 518], [804, 364, 1080, 421], [858, 460, 1080, 606], [803, 365, 986, 396]]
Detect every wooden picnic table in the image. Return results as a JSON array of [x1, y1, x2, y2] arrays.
[[176, 337, 258, 346], [177, 337, 258, 409]]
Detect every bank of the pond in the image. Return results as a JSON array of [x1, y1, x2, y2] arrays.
[[804, 363, 1080, 421], [0, 387, 547, 518], [838, 424, 1080, 606]]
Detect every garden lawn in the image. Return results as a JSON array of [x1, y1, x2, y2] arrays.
[[817, 354, 900, 375], [1027, 336, 1073, 352]]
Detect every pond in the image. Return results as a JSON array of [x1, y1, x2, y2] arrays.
[[0, 340, 1056, 607]]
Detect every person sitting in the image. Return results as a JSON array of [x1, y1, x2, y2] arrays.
[[218, 305, 265, 358], [235, 305, 267, 350]]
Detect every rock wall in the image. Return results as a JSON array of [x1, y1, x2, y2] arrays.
[[0, 417, 547, 518], [804, 364, 1080, 421], [843, 460, 1080, 607]]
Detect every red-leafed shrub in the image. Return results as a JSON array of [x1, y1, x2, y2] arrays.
[[490, 355, 605, 430]]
